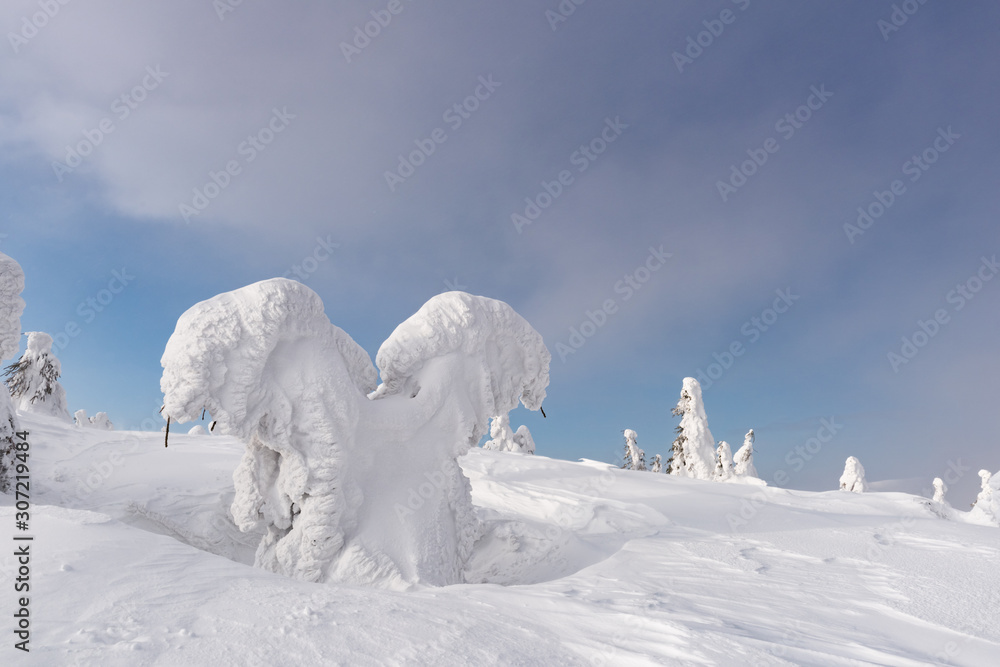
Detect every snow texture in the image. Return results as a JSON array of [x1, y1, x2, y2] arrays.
[[161, 280, 549, 588], [0, 251, 24, 494], [673, 377, 716, 479], [734, 428, 758, 478], [7, 331, 71, 421], [839, 456, 868, 493]]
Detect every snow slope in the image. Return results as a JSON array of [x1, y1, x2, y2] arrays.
[[2, 414, 998, 666]]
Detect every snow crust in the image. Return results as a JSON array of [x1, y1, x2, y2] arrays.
[[6, 413, 1000, 666], [161, 280, 549, 588]]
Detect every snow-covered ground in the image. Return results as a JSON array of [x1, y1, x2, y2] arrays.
[[2, 414, 998, 666]]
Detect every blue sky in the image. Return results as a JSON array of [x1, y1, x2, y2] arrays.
[[2, 0, 998, 504]]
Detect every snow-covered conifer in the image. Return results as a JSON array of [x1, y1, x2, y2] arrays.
[[650, 454, 662, 473], [90, 412, 113, 430], [74, 408, 89, 427], [734, 429, 758, 478], [512, 425, 535, 455], [4, 331, 71, 421], [0, 251, 25, 494], [932, 477, 947, 504], [622, 429, 646, 471], [160, 281, 550, 587], [715, 441, 734, 481], [668, 378, 715, 479], [969, 470, 999, 525], [839, 456, 868, 493], [483, 414, 516, 451]]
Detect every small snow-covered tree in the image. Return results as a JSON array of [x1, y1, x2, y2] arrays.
[[650, 454, 662, 473], [622, 429, 646, 471], [90, 412, 113, 430], [0, 251, 25, 494], [668, 378, 715, 479], [969, 469, 999, 525], [839, 456, 868, 493], [483, 414, 515, 451], [512, 425, 535, 455], [484, 416, 535, 454], [74, 409, 88, 427], [715, 441, 734, 481], [734, 429, 758, 478], [4, 331, 71, 421], [160, 280, 550, 587], [932, 477, 947, 504]]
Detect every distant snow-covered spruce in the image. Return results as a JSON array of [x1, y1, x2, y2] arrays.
[[483, 415, 535, 454], [714, 441, 734, 481], [650, 453, 663, 473], [621, 429, 646, 471], [0, 250, 25, 494], [969, 469, 999, 526], [668, 377, 716, 479], [74, 409, 114, 430], [4, 331, 71, 421], [160, 279, 550, 588], [734, 428, 758, 478], [512, 424, 535, 454], [839, 456, 868, 493], [932, 477, 948, 505]]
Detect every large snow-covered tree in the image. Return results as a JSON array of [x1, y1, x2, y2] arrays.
[[839, 456, 868, 493], [0, 251, 25, 494], [621, 429, 646, 471], [4, 331, 71, 421], [160, 280, 550, 588], [668, 378, 715, 479], [733, 429, 758, 478]]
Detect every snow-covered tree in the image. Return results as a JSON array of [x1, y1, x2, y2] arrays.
[[839, 456, 868, 493], [483, 414, 515, 451], [622, 429, 646, 471], [4, 331, 71, 421], [969, 469, 999, 525], [734, 429, 758, 478], [74, 409, 113, 430], [715, 441, 734, 481], [484, 416, 535, 454], [160, 280, 550, 587], [512, 425, 535, 455], [650, 454, 662, 473], [932, 477, 947, 504], [188, 424, 208, 435], [668, 378, 716, 479], [0, 251, 25, 494]]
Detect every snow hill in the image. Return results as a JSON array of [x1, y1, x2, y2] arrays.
[[2, 414, 998, 666]]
